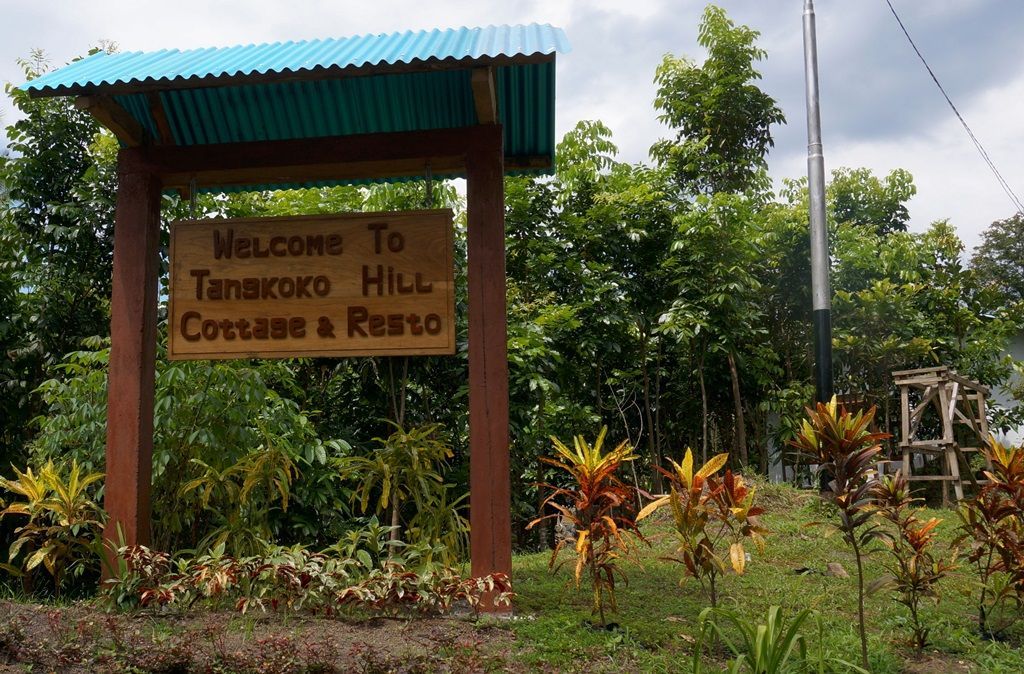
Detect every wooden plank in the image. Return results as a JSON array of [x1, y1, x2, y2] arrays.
[[936, 384, 954, 444], [466, 124, 511, 611], [896, 375, 946, 388], [900, 384, 911, 445], [908, 475, 960, 482], [909, 385, 937, 433], [471, 67, 497, 124], [947, 381, 960, 423], [146, 92, 175, 145], [119, 128, 553, 190], [124, 127, 474, 177], [978, 393, 993, 471], [955, 384, 983, 440], [977, 393, 991, 436], [946, 371, 990, 395], [954, 444, 978, 490], [900, 384, 912, 478], [953, 410, 975, 425], [166, 211, 456, 359], [29, 53, 555, 99], [75, 94, 146, 147], [906, 440, 953, 449], [947, 444, 964, 500], [157, 155, 549, 190], [892, 366, 948, 378], [163, 156, 465, 191], [103, 158, 161, 566]]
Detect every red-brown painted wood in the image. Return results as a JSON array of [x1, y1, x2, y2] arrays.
[[104, 127, 515, 606], [103, 156, 161, 561], [465, 125, 512, 609], [119, 127, 549, 191]]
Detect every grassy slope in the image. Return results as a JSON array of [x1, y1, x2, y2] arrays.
[[504, 483, 1024, 673]]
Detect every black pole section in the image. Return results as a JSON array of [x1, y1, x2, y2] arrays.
[[813, 309, 833, 402]]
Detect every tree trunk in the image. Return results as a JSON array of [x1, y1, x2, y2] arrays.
[[754, 402, 768, 475], [386, 357, 410, 427], [641, 335, 663, 492], [537, 467, 553, 550], [390, 499, 401, 543], [654, 337, 663, 470], [727, 351, 747, 467], [698, 353, 709, 464], [397, 356, 409, 426]]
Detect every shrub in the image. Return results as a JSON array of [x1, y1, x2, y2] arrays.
[[873, 471, 956, 649], [30, 341, 352, 552], [693, 606, 868, 674], [180, 435, 302, 557], [0, 460, 105, 594], [102, 537, 512, 617], [527, 427, 643, 626], [955, 436, 1024, 638], [789, 396, 888, 670], [335, 422, 469, 564], [637, 449, 767, 607]]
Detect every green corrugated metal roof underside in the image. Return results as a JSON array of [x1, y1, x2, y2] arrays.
[[18, 25, 566, 192], [110, 62, 554, 153]]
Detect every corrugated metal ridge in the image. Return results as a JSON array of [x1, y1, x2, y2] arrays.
[[21, 23, 570, 94]]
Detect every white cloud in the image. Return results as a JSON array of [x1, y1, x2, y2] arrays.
[[773, 66, 1024, 253], [1, 0, 1020, 257]]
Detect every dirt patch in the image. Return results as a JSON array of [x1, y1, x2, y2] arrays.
[[0, 599, 519, 673], [900, 651, 975, 674]]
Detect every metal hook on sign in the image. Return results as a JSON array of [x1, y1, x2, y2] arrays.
[[424, 162, 433, 208], [189, 178, 197, 219]]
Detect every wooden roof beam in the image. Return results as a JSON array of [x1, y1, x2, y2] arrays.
[[146, 92, 175, 145], [75, 94, 146, 147], [118, 126, 549, 190], [471, 67, 497, 124]]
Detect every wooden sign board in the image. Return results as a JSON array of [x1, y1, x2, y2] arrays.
[[168, 210, 455, 360]]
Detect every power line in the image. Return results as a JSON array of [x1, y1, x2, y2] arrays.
[[884, 0, 1024, 215]]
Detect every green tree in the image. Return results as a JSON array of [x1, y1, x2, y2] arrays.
[[828, 167, 916, 236], [972, 213, 1024, 304], [651, 4, 784, 196], [651, 5, 784, 469], [0, 51, 116, 468], [660, 192, 765, 466]]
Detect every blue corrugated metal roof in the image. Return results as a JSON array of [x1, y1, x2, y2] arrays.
[[22, 24, 569, 94], [17, 24, 568, 191]]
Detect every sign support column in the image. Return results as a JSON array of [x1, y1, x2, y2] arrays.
[[465, 124, 512, 598], [103, 151, 161, 558]]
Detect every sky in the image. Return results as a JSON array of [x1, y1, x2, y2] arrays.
[[1, 0, 1022, 255]]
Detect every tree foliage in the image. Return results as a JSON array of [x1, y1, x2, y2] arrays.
[[829, 167, 916, 236], [0, 5, 1020, 604], [972, 212, 1024, 304], [651, 5, 784, 195], [0, 52, 115, 468]]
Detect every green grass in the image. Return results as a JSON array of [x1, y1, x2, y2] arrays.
[[503, 483, 1024, 672], [5, 482, 1024, 671]]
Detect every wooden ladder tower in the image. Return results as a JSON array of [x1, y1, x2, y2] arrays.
[[895, 366, 991, 504]]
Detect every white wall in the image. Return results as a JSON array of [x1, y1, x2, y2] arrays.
[[991, 334, 1024, 446]]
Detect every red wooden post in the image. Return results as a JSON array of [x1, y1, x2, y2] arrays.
[[103, 152, 161, 560], [465, 124, 512, 607]]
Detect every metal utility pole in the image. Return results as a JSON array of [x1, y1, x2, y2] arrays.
[[802, 0, 833, 403]]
